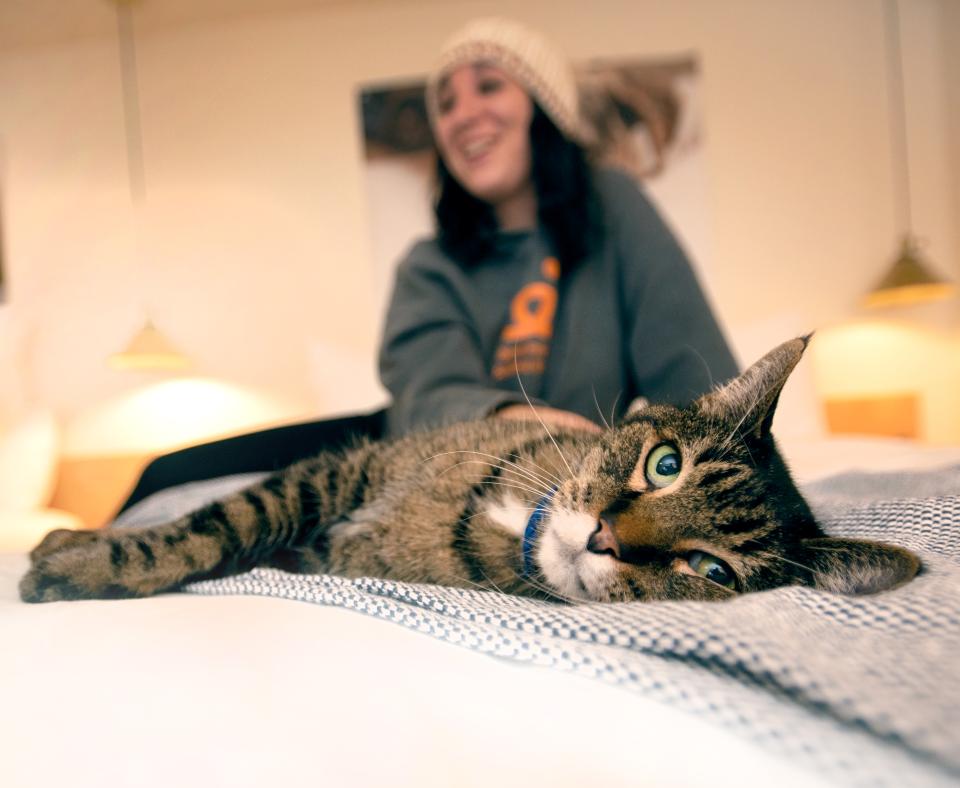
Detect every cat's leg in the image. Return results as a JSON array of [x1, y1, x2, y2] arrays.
[[20, 491, 282, 603], [21, 521, 208, 602], [20, 445, 380, 603]]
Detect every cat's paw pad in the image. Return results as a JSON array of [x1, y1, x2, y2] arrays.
[[29, 528, 101, 564], [20, 559, 81, 603]]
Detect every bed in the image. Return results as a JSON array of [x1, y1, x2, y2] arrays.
[[2, 429, 959, 788]]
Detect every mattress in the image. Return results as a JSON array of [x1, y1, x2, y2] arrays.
[[3, 437, 960, 788]]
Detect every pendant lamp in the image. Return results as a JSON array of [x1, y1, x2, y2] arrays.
[[109, 319, 189, 370], [108, 0, 190, 370], [864, 0, 955, 308]]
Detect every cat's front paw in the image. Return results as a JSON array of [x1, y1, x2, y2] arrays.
[[19, 540, 130, 603], [20, 560, 78, 603]]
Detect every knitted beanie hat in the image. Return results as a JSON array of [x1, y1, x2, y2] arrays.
[[425, 17, 591, 145]]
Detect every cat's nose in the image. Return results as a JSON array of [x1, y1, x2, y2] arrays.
[[587, 517, 620, 559]]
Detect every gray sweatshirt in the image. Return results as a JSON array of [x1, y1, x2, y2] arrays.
[[379, 168, 738, 436]]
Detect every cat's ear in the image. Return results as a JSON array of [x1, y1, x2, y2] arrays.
[[695, 336, 810, 441], [624, 397, 650, 418], [795, 537, 921, 594]]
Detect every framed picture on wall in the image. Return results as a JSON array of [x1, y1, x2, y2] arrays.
[[358, 53, 713, 317]]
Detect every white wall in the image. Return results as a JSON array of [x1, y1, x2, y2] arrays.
[[943, 0, 960, 256], [0, 0, 957, 454]]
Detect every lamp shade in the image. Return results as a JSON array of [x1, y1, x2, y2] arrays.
[[864, 235, 955, 308], [109, 320, 190, 370]]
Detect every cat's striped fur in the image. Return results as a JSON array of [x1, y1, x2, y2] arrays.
[[20, 338, 920, 604]]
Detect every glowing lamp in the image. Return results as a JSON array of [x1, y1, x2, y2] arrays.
[[109, 320, 190, 371], [864, 236, 955, 308], [865, 0, 955, 310]]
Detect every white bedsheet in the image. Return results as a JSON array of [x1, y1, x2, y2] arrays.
[[0, 551, 831, 788]]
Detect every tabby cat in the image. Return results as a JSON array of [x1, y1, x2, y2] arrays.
[[20, 338, 919, 604]]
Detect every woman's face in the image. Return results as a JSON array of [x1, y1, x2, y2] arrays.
[[434, 63, 535, 209]]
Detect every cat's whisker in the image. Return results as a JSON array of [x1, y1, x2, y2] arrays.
[[512, 347, 577, 481], [507, 455, 565, 489], [591, 386, 611, 431], [512, 570, 583, 605], [427, 457, 553, 496], [716, 413, 748, 458], [466, 460, 555, 495], [433, 459, 552, 497], [609, 390, 622, 429], [752, 549, 818, 576], [482, 480, 551, 500], [715, 387, 764, 466], [430, 457, 550, 500], [475, 565, 508, 597], [803, 544, 866, 553], [718, 388, 760, 447], [448, 544, 531, 599], [449, 571, 503, 596], [422, 449, 562, 490], [473, 444, 568, 490], [684, 343, 716, 391], [522, 403, 577, 481]]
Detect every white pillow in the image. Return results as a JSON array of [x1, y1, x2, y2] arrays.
[[0, 409, 60, 511], [0, 508, 83, 553]]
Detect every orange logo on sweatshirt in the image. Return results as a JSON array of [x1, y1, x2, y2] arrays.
[[491, 257, 559, 381]]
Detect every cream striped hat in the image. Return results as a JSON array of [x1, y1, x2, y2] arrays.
[[425, 17, 591, 145]]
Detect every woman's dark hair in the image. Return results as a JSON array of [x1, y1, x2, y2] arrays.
[[434, 104, 600, 274]]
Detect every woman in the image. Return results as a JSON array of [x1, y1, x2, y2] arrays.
[[380, 17, 737, 436], [118, 17, 735, 514]]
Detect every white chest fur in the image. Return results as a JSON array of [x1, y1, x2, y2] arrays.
[[481, 493, 533, 538]]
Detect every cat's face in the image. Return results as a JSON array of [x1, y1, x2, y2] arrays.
[[530, 338, 920, 603]]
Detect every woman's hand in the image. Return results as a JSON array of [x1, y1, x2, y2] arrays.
[[495, 404, 603, 433]]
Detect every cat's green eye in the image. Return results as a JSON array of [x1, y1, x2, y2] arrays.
[[645, 444, 681, 488], [687, 551, 737, 590]]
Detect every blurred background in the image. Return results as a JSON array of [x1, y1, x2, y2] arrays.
[[0, 0, 957, 539]]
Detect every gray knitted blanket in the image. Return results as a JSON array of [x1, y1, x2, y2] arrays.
[[117, 465, 960, 787]]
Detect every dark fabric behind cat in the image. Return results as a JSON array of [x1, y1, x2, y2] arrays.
[[21, 338, 919, 604]]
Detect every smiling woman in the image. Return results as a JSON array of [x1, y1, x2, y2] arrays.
[[378, 17, 739, 439]]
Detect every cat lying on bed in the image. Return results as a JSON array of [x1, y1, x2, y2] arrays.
[[20, 338, 919, 604]]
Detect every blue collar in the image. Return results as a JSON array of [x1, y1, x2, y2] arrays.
[[522, 488, 556, 578]]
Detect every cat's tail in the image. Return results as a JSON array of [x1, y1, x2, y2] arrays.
[[20, 444, 380, 603]]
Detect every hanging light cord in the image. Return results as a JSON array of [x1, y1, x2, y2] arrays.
[[884, 0, 912, 237], [116, 0, 146, 204]]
